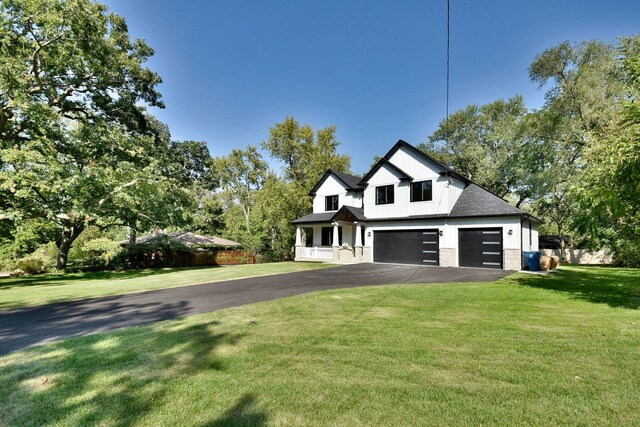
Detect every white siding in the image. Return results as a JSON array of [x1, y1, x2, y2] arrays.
[[531, 223, 539, 251], [312, 174, 362, 214], [363, 145, 466, 219], [521, 220, 539, 252]]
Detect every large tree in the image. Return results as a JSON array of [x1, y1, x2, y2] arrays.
[[420, 96, 528, 201], [0, 0, 168, 269], [260, 117, 352, 258], [572, 36, 640, 265]]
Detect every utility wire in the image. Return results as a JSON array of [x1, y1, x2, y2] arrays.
[[446, 0, 450, 121]]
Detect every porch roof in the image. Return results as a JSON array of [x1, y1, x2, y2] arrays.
[[292, 205, 367, 225]]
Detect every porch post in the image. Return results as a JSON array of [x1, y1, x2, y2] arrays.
[[355, 222, 363, 247], [295, 226, 302, 246], [332, 223, 340, 247]]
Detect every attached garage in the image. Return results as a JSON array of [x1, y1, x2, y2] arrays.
[[373, 229, 439, 265], [458, 228, 503, 269]]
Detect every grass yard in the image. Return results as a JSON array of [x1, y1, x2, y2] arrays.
[[1, 265, 639, 426], [0, 262, 331, 310]]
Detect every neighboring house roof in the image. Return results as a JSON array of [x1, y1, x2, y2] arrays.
[[308, 169, 363, 196], [449, 184, 542, 223], [123, 232, 242, 247], [358, 158, 413, 185]]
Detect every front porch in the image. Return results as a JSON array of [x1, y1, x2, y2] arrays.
[[294, 221, 371, 263]]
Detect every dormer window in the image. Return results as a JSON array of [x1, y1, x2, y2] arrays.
[[410, 180, 432, 202], [376, 185, 394, 205], [325, 195, 339, 211]]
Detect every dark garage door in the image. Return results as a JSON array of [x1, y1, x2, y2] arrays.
[[374, 230, 439, 265], [458, 228, 503, 269]]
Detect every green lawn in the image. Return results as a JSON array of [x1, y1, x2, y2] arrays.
[[1, 265, 639, 426], [0, 262, 331, 310]]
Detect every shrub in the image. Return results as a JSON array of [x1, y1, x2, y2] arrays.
[[15, 257, 46, 274]]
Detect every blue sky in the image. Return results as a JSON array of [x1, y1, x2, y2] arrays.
[[106, 0, 640, 175]]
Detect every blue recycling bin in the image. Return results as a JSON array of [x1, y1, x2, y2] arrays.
[[523, 251, 541, 271]]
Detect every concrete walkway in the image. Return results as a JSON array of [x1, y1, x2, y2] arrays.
[[0, 263, 511, 355]]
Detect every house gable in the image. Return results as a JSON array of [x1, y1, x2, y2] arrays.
[[362, 141, 467, 218], [311, 170, 363, 214]]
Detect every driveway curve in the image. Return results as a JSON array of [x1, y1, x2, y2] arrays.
[[0, 263, 511, 355]]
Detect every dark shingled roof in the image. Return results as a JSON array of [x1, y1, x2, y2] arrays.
[[291, 212, 337, 224], [308, 169, 363, 196], [358, 158, 412, 185], [342, 205, 366, 220], [122, 232, 241, 247], [291, 205, 367, 225], [331, 169, 363, 191], [449, 184, 524, 218]]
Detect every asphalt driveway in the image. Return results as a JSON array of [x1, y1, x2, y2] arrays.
[[0, 263, 511, 355]]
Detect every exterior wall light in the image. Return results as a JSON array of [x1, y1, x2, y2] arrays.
[[439, 230, 444, 236], [508, 229, 513, 235], [367, 231, 372, 237]]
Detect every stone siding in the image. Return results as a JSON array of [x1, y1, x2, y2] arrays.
[[504, 249, 521, 271], [439, 248, 456, 267]]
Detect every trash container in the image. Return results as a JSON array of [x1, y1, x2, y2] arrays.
[[523, 251, 541, 271]]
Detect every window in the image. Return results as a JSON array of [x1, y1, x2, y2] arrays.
[[376, 185, 394, 205], [321, 226, 342, 246], [325, 195, 339, 211], [410, 180, 432, 202]]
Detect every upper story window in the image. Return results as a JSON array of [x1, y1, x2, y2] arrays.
[[376, 185, 394, 205], [410, 180, 433, 202], [325, 195, 339, 211]]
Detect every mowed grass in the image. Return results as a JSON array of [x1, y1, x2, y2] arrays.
[[1, 266, 639, 426], [0, 262, 331, 310]]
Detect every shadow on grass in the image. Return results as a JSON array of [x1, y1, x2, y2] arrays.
[[0, 319, 259, 426], [0, 266, 223, 290], [203, 394, 268, 426], [511, 266, 640, 309]]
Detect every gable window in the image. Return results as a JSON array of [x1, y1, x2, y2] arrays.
[[325, 195, 339, 211], [376, 185, 394, 205], [321, 226, 342, 246], [410, 180, 433, 202]]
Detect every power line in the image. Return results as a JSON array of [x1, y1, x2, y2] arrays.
[[446, 0, 450, 121]]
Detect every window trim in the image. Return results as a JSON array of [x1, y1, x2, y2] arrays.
[[410, 180, 433, 203], [325, 194, 339, 211], [375, 184, 395, 205]]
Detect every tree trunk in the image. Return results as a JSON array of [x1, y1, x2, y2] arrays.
[[557, 224, 566, 263], [56, 224, 85, 270], [129, 222, 137, 244]]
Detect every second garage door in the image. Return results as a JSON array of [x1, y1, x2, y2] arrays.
[[373, 229, 439, 265], [458, 228, 503, 269]]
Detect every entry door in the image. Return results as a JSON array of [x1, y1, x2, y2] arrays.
[[458, 228, 503, 269], [373, 229, 439, 265]]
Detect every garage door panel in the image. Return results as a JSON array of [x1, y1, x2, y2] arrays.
[[374, 229, 439, 265], [459, 228, 503, 269]]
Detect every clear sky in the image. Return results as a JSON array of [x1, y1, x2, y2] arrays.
[[105, 0, 640, 175]]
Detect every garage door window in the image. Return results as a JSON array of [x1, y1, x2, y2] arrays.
[[376, 185, 394, 205], [410, 180, 432, 202]]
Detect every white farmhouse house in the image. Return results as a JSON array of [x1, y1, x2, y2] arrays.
[[292, 140, 540, 270]]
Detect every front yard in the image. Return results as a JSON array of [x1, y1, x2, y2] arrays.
[[0, 262, 332, 310], [0, 266, 639, 425]]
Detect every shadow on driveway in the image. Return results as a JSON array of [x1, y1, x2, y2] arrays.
[[0, 263, 511, 355]]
